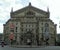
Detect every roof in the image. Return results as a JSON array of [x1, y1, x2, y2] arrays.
[[11, 3, 48, 15]]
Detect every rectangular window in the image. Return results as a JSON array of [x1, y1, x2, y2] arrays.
[[26, 29, 27, 31], [16, 22, 18, 25], [21, 25, 23, 27], [41, 23, 43, 25], [32, 25, 33, 27], [29, 25, 30, 27], [41, 27, 43, 32], [16, 27, 17, 32], [29, 29, 30, 31], [21, 29, 23, 31], [26, 25, 27, 27], [10, 29, 14, 32]]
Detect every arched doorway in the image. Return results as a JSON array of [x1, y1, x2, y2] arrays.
[[20, 31, 34, 45]]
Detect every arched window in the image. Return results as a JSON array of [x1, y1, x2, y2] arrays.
[[45, 23, 49, 27], [44, 23, 49, 40], [44, 23, 49, 32]]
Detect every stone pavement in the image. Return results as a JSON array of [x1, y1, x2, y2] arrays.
[[0, 45, 60, 50], [10, 45, 47, 48]]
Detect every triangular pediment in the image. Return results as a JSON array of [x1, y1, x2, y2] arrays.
[[12, 6, 47, 14], [11, 3, 49, 18]]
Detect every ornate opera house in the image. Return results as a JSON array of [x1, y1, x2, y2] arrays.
[[3, 3, 57, 46]]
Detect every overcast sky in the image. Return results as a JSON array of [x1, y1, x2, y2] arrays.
[[0, 0, 60, 33]]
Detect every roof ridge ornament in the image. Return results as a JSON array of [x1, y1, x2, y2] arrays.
[[29, 2, 31, 6], [11, 7, 13, 13], [47, 7, 49, 12]]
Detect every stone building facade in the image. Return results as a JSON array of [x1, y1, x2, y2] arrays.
[[3, 3, 57, 46]]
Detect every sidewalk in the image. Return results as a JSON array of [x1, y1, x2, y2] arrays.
[[10, 45, 46, 48]]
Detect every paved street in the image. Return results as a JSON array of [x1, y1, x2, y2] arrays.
[[0, 45, 60, 50]]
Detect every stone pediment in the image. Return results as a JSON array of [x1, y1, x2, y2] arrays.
[[11, 3, 49, 18]]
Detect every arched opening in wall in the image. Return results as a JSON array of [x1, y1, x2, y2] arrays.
[[44, 23, 49, 45], [20, 31, 34, 45]]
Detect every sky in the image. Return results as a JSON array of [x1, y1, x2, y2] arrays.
[[0, 0, 60, 33]]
